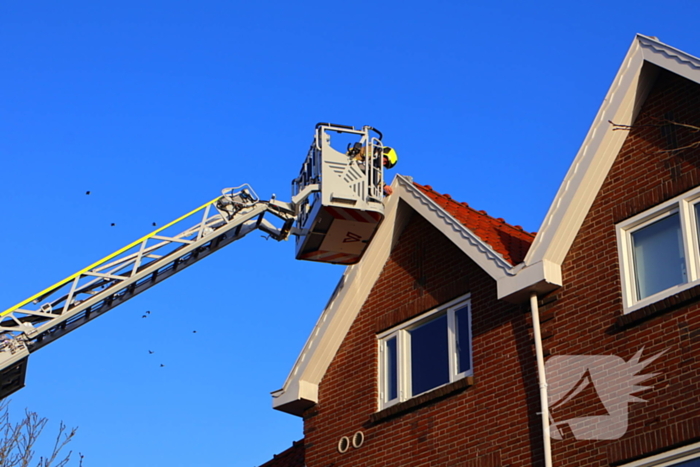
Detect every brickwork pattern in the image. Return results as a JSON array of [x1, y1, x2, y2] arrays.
[[303, 213, 539, 467], [297, 67, 700, 467], [546, 69, 700, 465]]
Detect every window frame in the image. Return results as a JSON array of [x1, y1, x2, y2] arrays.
[[617, 186, 700, 314], [619, 441, 700, 466], [377, 295, 472, 411]]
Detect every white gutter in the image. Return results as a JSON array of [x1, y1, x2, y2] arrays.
[[530, 292, 552, 467]]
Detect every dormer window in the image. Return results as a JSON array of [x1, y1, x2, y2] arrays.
[[617, 186, 700, 313], [377, 296, 472, 410]]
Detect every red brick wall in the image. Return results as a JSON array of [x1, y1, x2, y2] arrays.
[[300, 69, 700, 467], [545, 69, 700, 466], [303, 213, 540, 467]]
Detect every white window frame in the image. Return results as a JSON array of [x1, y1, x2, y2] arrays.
[[377, 295, 472, 411], [619, 441, 700, 466], [617, 186, 700, 314]]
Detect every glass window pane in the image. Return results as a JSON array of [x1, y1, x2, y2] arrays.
[[632, 212, 686, 300], [454, 306, 471, 374], [410, 314, 449, 396], [695, 202, 700, 252], [385, 336, 398, 401], [672, 458, 700, 466]]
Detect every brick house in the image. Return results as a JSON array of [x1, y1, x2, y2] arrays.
[[264, 35, 700, 466]]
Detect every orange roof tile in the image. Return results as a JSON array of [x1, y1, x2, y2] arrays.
[[414, 182, 535, 265], [259, 440, 305, 467]]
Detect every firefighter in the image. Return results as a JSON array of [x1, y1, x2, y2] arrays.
[[382, 147, 398, 195], [347, 143, 399, 195]]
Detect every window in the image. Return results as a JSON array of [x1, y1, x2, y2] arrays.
[[619, 441, 700, 466], [617, 186, 700, 313], [377, 296, 472, 410]]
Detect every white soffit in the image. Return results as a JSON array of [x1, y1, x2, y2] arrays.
[[272, 175, 516, 415], [498, 35, 700, 300]]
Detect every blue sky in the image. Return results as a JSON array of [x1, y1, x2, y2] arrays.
[[2, 1, 700, 466]]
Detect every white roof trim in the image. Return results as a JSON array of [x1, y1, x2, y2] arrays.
[[271, 178, 404, 415], [498, 35, 700, 301], [272, 174, 516, 415], [398, 178, 515, 280]]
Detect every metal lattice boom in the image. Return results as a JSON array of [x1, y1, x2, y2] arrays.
[[0, 185, 294, 397]]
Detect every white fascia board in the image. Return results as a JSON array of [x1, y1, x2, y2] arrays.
[[272, 178, 404, 416], [269, 379, 318, 416], [638, 34, 700, 82], [497, 259, 562, 302], [524, 35, 645, 267], [272, 175, 516, 415], [501, 35, 700, 300], [398, 178, 515, 281]]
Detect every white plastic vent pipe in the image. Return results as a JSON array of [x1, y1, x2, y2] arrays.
[[530, 292, 552, 467]]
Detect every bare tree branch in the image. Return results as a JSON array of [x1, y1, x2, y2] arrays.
[[608, 120, 635, 131], [609, 118, 700, 153], [0, 401, 80, 467]]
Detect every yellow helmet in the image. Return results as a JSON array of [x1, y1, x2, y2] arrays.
[[383, 147, 398, 169]]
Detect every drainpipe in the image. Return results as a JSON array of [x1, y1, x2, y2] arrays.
[[530, 292, 552, 467]]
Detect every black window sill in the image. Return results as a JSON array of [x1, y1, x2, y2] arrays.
[[369, 376, 474, 425], [616, 283, 700, 330]]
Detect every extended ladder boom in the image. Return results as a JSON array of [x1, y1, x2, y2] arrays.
[[0, 185, 296, 397], [0, 123, 392, 399]]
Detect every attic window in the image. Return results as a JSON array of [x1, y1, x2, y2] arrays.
[[377, 295, 472, 411], [616, 186, 700, 313]]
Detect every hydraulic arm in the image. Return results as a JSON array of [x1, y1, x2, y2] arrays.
[[0, 185, 296, 398], [0, 123, 390, 399]]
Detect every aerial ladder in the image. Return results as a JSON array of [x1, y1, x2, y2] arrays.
[[0, 123, 388, 399]]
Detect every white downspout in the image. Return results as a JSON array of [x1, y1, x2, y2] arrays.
[[530, 292, 552, 467]]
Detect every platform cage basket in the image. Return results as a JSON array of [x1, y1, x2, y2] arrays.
[[291, 123, 386, 264]]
